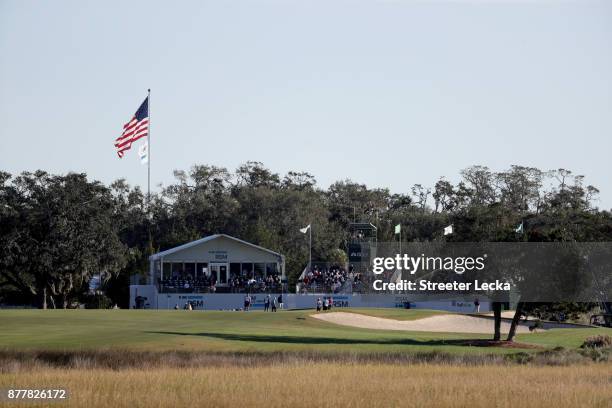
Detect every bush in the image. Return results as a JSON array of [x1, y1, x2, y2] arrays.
[[580, 335, 612, 349], [529, 320, 544, 332], [532, 347, 589, 365], [505, 352, 532, 365], [82, 293, 113, 309], [579, 347, 610, 363]]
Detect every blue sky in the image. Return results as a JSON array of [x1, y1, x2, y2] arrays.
[[0, 0, 610, 208]]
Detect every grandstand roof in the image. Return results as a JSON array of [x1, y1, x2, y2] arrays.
[[149, 234, 284, 261], [349, 222, 377, 231]]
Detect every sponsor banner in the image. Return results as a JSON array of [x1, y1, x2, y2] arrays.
[[142, 291, 492, 312]]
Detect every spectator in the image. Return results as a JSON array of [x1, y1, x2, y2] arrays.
[[264, 295, 270, 312]]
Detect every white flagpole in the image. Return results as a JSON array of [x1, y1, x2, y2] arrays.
[[146, 89, 153, 288], [309, 225, 312, 273], [147, 88, 151, 209]]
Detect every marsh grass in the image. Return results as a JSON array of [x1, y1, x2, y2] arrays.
[[0, 349, 505, 372], [0, 363, 610, 408], [0, 347, 608, 373]]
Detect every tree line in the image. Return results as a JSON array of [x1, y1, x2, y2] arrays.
[[1, 163, 610, 338]]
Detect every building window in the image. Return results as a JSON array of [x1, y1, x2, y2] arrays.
[[163, 263, 171, 280], [230, 263, 241, 279], [184, 263, 195, 279], [219, 265, 227, 284], [254, 263, 265, 279], [266, 263, 278, 276], [171, 263, 184, 277], [242, 263, 253, 278], [196, 263, 208, 277]]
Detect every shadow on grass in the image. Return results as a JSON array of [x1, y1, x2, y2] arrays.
[[146, 331, 506, 348]]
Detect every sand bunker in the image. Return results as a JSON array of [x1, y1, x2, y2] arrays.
[[311, 312, 533, 334]]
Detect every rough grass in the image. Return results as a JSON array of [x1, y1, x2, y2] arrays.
[[0, 349, 504, 372], [0, 346, 608, 373], [1, 363, 610, 408]]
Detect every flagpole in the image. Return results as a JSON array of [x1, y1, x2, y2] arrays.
[[309, 225, 312, 273], [146, 89, 152, 287], [399, 228, 402, 255], [147, 88, 151, 209]]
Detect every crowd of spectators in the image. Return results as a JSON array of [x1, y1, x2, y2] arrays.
[[229, 273, 282, 293], [160, 272, 282, 294], [160, 275, 217, 293], [298, 265, 352, 293]]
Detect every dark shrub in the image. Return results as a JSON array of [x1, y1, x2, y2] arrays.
[[82, 293, 112, 309], [580, 335, 612, 349]]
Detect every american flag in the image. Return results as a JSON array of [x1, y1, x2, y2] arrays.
[[115, 97, 149, 158]]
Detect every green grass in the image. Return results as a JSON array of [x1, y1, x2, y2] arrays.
[[0, 309, 608, 355]]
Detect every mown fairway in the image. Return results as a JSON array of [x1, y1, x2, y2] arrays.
[[0, 309, 608, 354], [1, 363, 611, 408]]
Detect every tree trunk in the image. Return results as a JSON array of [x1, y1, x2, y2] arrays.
[[42, 287, 47, 310], [62, 295, 68, 309], [493, 302, 502, 341], [50, 296, 56, 309], [506, 301, 525, 342]]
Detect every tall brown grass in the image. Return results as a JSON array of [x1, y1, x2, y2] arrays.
[[1, 363, 610, 408], [0, 346, 608, 373]]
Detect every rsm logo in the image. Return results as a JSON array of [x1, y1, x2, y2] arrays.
[[178, 295, 205, 309], [331, 296, 350, 308]]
